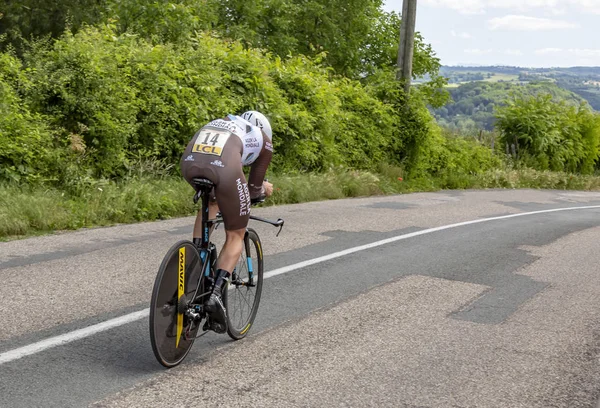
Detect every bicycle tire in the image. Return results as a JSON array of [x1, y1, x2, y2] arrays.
[[225, 228, 264, 340], [149, 240, 204, 368]]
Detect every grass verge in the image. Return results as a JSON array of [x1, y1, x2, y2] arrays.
[[2, 166, 600, 240]]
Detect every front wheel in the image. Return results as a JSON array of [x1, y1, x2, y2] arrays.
[[149, 241, 203, 368], [225, 228, 264, 340]]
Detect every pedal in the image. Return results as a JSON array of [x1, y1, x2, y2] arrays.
[[202, 317, 227, 334], [210, 322, 227, 334]]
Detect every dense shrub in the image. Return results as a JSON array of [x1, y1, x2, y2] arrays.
[[1, 24, 492, 187], [4, 26, 412, 180], [495, 94, 600, 174], [0, 53, 59, 183], [23, 29, 139, 178]]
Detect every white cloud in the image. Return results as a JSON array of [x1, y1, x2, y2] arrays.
[[504, 49, 524, 56], [535, 48, 563, 55], [420, 0, 485, 14], [572, 0, 600, 14], [548, 7, 568, 15], [572, 49, 600, 57], [489, 15, 579, 31], [535, 48, 600, 57], [487, 0, 560, 12], [464, 48, 494, 55], [421, 0, 600, 15], [451, 30, 473, 39]]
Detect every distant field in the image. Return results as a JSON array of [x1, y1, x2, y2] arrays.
[[483, 73, 519, 82], [445, 72, 520, 87], [438, 65, 600, 110]]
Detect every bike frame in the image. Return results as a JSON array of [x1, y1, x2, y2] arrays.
[[189, 185, 284, 303]]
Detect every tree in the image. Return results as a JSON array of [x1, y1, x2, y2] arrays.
[[105, 0, 219, 43], [0, 0, 105, 51]]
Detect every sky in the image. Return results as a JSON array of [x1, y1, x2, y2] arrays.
[[383, 0, 600, 68]]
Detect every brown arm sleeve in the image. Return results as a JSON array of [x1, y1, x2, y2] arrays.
[[247, 136, 273, 199]]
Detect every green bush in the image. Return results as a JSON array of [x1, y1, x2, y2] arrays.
[[5, 26, 410, 179], [2, 25, 460, 187], [23, 27, 139, 178], [495, 93, 600, 174], [0, 53, 59, 183]]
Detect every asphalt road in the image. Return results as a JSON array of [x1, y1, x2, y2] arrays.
[[1, 189, 600, 407]]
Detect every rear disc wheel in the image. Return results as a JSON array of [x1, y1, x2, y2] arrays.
[[149, 241, 203, 368]]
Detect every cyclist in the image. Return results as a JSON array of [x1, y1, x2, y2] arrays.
[[180, 111, 274, 333]]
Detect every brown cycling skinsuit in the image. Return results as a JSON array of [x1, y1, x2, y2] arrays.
[[180, 120, 273, 230]]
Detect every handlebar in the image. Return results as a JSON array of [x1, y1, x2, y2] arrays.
[[210, 213, 285, 237], [250, 215, 285, 237]]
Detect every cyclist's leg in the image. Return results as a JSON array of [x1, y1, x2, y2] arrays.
[[204, 171, 251, 332], [213, 170, 251, 272], [217, 228, 245, 272]]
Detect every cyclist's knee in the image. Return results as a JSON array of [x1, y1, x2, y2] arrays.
[[224, 228, 245, 243]]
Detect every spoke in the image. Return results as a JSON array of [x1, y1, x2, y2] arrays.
[[235, 292, 244, 327], [238, 287, 248, 321], [226, 242, 260, 331], [236, 288, 253, 313], [234, 285, 253, 308], [236, 289, 246, 323], [231, 290, 248, 328]]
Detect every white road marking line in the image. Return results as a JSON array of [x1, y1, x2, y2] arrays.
[[0, 310, 148, 364], [1, 204, 600, 365], [263, 205, 600, 278]]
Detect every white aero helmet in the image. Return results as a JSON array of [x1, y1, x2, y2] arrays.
[[241, 111, 272, 139]]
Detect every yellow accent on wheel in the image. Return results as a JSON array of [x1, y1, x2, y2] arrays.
[[240, 323, 251, 335], [176, 247, 185, 348]]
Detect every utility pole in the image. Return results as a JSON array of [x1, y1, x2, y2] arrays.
[[397, 0, 418, 94]]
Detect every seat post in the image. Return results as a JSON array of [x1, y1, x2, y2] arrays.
[[199, 187, 211, 248], [191, 178, 215, 250]]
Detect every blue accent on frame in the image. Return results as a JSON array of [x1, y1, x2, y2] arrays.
[[200, 249, 210, 276]]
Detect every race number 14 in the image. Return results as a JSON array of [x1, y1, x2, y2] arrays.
[[192, 129, 230, 156]]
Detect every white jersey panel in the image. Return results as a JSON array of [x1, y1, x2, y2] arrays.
[[227, 115, 264, 166]]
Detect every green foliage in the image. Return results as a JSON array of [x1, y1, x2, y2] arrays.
[[2, 26, 433, 180], [473, 167, 600, 191], [440, 65, 600, 111], [0, 0, 218, 51], [214, 0, 383, 77], [495, 93, 600, 174], [0, 176, 195, 237], [22, 27, 139, 178], [435, 81, 586, 132], [408, 121, 502, 181], [0, 0, 106, 52], [0, 0, 484, 224], [0, 52, 59, 183], [10, 163, 600, 238], [105, 0, 219, 44], [269, 54, 401, 171], [1, 0, 447, 87]]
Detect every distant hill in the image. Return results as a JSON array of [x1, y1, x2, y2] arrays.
[[439, 65, 600, 111], [440, 65, 600, 77], [433, 81, 588, 132]]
